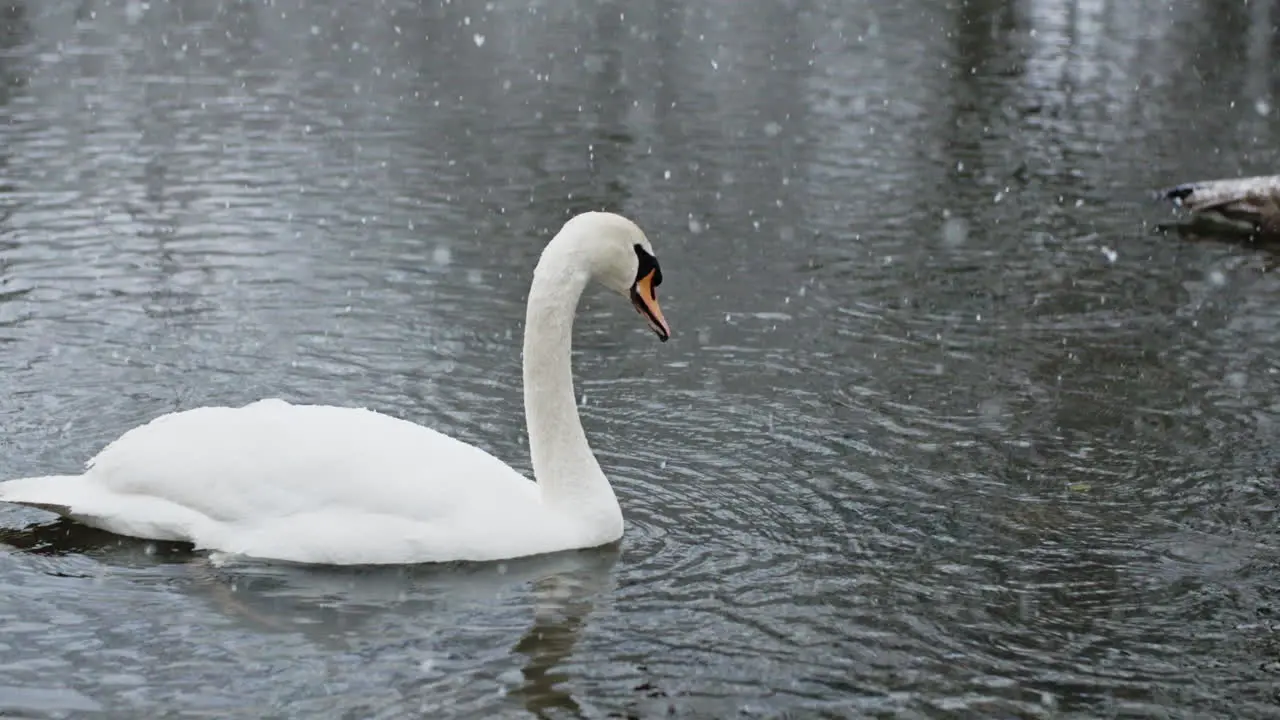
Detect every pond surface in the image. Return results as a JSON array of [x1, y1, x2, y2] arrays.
[[1, 0, 1278, 717]]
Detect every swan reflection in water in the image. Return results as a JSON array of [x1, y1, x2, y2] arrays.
[[0, 518, 621, 717]]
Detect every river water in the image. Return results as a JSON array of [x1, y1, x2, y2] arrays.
[[0, 0, 1278, 717]]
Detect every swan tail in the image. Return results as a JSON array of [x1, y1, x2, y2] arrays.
[[1, 474, 209, 544], [0, 475, 88, 517]]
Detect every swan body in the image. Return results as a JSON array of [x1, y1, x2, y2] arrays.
[[0, 212, 671, 565], [1160, 174, 1280, 238]]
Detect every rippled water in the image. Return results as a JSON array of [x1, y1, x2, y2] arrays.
[[1, 0, 1279, 717]]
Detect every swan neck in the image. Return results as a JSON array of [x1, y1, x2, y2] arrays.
[[522, 253, 610, 505]]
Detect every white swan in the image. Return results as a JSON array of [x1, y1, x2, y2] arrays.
[[0, 211, 671, 565]]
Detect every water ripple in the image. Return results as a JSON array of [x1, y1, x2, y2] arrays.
[[1, 0, 1279, 717]]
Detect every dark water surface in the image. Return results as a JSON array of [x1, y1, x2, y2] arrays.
[[1, 0, 1279, 717]]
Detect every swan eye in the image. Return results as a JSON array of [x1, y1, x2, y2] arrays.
[[633, 244, 662, 287]]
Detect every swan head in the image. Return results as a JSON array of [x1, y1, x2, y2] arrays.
[[558, 211, 671, 342]]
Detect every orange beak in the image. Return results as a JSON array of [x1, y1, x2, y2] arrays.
[[629, 269, 670, 342]]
